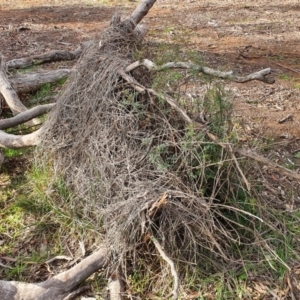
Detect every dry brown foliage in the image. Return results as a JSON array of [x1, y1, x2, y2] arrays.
[[38, 17, 289, 294]]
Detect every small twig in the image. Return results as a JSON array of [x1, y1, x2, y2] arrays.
[[273, 61, 300, 74], [0, 261, 13, 269], [278, 114, 293, 124], [148, 88, 194, 124], [45, 255, 73, 264], [151, 236, 179, 300], [236, 147, 300, 181], [228, 144, 251, 191]]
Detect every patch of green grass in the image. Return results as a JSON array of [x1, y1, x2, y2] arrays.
[[30, 77, 67, 106], [295, 151, 300, 159], [279, 74, 292, 81], [3, 148, 30, 158]]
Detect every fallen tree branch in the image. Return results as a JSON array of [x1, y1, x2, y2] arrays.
[[0, 246, 110, 300], [0, 104, 54, 130], [108, 273, 125, 300], [7, 46, 82, 70], [125, 59, 275, 83], [151, 236, 179, 300], [130, 0, 157, 25], [235, 147, 300, 181], [0, 127, 43, 148], [0, 53, 29, 115], [9, 69, 72, 94]]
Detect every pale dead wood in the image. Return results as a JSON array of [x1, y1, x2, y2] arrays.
[[125, 59, 274, 83], [151, 236, 179, 300], [108, 273, 125, 300], [62, 285, 90, 300], [10, 69, 72, 94], [0, 127, 42, 148], [44, 255, 73, 265], [0, 246, 109, 300], [0, 53, 29, 115], [0, 104, 54, 130], [278, 114, 293, 124], [235, 148, 300, 181], [7, 47, 82, 69], [130, 0, 157, 25]]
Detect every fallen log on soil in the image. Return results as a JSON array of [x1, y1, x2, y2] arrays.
[[9, 69, 72, 94], [0, 246, 109, 300]]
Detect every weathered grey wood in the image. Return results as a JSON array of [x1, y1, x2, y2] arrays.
[[130, 0, 157, 25], [0, 53, 29, 115], [9, 69, 72, 94], [0, 127, 42, 148], [7, 48, 82, 69], [0, 246, 109, 300], [0, 104, 55, 130]]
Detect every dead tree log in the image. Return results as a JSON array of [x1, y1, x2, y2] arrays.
[[0, 104, 55, 130], [9, 69, 72, 94], [7, 46, 83, 69], [0, 128, 42, 148], [0, 53, 29, 115], [0, 246, 109, 300]]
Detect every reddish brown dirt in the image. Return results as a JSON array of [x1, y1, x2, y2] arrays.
[[1, 0, 299, 141]]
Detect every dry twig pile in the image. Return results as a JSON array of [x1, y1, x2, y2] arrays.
[[40, 15, 277, 290]]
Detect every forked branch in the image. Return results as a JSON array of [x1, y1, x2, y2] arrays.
[[125, 59, 274, 83]]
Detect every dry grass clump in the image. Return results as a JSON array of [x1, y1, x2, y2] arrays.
[[38, 18, 287, 293]]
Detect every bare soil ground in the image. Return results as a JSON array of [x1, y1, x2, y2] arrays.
[[1, 0, 300, 140], [0, 0, 300, 298]]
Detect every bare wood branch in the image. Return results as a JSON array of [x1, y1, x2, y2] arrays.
[[0, 246, 109, 300], [130, 0, 157, 25], [108, 273, 125, 300], [9, 69, 72, 94], [7, 47, 82, 69], [0, 104, 54, 130], [0, 53, 29, 115], [151, 236, 179, 300], [125, 59, 275, 84], [148, 88, 194, 124], [0, 128, 43, 148], [62, 285, 90, 300], [235, 148, 300, 181]]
